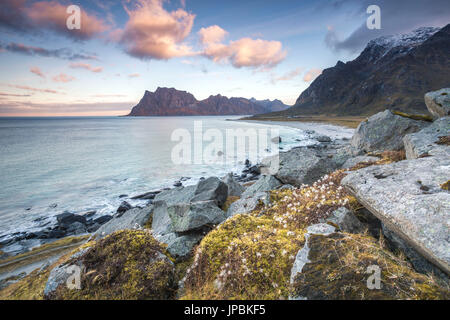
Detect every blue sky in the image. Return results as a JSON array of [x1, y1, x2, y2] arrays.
[[0, 0, 448, 116]]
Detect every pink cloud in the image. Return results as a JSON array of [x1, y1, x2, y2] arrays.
[[52, 73, 76, 83], [25, 1, 108, 40], [118, 0, 196, 60], [7, 84, 64, 94], [198, 25, 228, 45], [271, 67, 304, 84], [30, 66, 45, 78], [69, 62, 103, 73], [303, 68, 322, 82], [128, 73, 140, 78]]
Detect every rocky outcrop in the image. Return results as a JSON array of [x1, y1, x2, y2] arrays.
[[425, 88, 450, 119], [222, 173, 244, 197], [326, 207, 365, 234], [342, 155, 450, 275], [342, 155, 379, 169], [350, 110, 429, 153], [403, 117, 450, 159], [226, 192, 270, 217]]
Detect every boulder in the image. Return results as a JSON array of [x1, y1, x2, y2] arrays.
[[116, 201, 132, 215], [425, 88, 450, 119], [403, 117, 450, 159], [240, 175, 281, 199], [351, 110, 429, 154], [93, 215, 113, 225], [191, 177, 228, 207], [315, 135, 331, 143], [341, 155, 379, 169], [168, 201, 226, 233], [56, 212, 86, 226], [94, 205, 153, 238], [151, 201, 173, 237], [342, 155, 450, 276], [66, 222, 87, 235], [326, 207, 365, 234], [227, 192, 270, 217], [222, 173, 244, 197], [264, 146, 340, 187], [164, 233, 204, 261], [153, 185, 196, 206]]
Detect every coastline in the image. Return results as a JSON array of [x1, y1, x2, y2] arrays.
[[238, 115, 365, 129]]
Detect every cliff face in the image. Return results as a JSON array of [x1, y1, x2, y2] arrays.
[[128, 88, 275, 116], [262, 25, 450, 117]]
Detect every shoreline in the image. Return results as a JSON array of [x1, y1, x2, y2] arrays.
[[238, 115, 365, 129]]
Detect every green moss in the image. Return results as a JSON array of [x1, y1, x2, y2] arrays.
[[441, 180, 450, 191], [51, 230, 175, 300], [292, 233, 449, 300], [392, 110, 433, 122]]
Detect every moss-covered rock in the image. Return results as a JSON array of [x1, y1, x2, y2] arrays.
[[291, 232, 449, 300], [49, 230, 175, 300]]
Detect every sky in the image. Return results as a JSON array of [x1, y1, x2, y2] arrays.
[[0, 0, 448, 116]]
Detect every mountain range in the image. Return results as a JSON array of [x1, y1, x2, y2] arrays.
[[254, 24, 450, 118], [127, 88, 289, 116]]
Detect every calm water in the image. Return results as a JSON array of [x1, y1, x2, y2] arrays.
[[0, 116, 319, 238]]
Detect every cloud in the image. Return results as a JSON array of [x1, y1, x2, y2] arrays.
[[198, 25, 228, 45], [117, 0, 195, 60], [0, 42, 98, 60], [91, 94, 128, 98], [52, 73, 76, 83], [6, 84, 64, 94], [0, 0, 108, 40], [0, 92, 32, 97], [271, 67, 304, 83], [30, 67, 45, 78], [69, 62, 103, 73], [128, 73, 140, 78], [324, 0, 450, 53], [303, 68, 322, 82]]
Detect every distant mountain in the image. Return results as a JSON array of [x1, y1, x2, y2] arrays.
[[128, 87, 272, 116], [249, 98, 290, 112], [254, 24, 450, 118]]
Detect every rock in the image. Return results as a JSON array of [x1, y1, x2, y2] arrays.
[[152, 201, 173, 237], [153, 185, 196, 206], [191, 177, 228, 207], [271, 136, 281, 143], [263, 146, 340, 187], [167, 201, 227, 233], [131, 190, 161, 200], [93, 215, 113, 225], [290, 223, 336, 291], [342, 155, 450, 275], [315, 135, 331, 143], [326, 207, 365, 234], [116, 201, 132, 215], [94, 205, 153, 238], [56, 212, 86, 226], [425, 88, 450, 119], [173, 181, 182, 187], [79, 211, 96, 218], [403, 117, 450, 159], [381, 223, 448, 281], [164, 233, 204, 261], [351, 110, 429, 154], [48, 229, 66, 239], [241, 175, 281, 199], [227, 192, 270, 217], [341, 155, 379, 169], [278, 184, 294, 190], [222, 173, 244, 197], [66, 222, 87, 235], [87, 223, 101, 233]]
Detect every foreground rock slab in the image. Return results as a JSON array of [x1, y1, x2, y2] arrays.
[[342, 156, 450, 275], [425, 88, 450, 119]]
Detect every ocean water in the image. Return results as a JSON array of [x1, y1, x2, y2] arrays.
[[0, 115, 337, 239]]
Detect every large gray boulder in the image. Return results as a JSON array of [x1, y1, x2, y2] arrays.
[[162, 233, 204, 261], [351, 110, 429, 154], [94, 205, 153, 238], [425, 88, 450, 119], [265, 146, 340, 187], [151, 201, 173, 237], [168, 200, 227, 233], [241, 175, 281, 199], [222, 173, 244, 197], [326, 207, 365, 234], [341, 155, 379, 169], [227, 192, 270, 217], [403, 117, 450, 159], [153, 185, 196, 206], [191, 177, 228, 207], [342, 155, 450, 276]]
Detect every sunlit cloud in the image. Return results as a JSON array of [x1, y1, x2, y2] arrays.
[[52, 73, 76, 83], [303, 68, 322, 82], [271, 67, 304, 84], [6, 84, 65, 94], [128, 73, 140, 78], [30, 66, 46, 78], [69, 62, 103, 73]]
